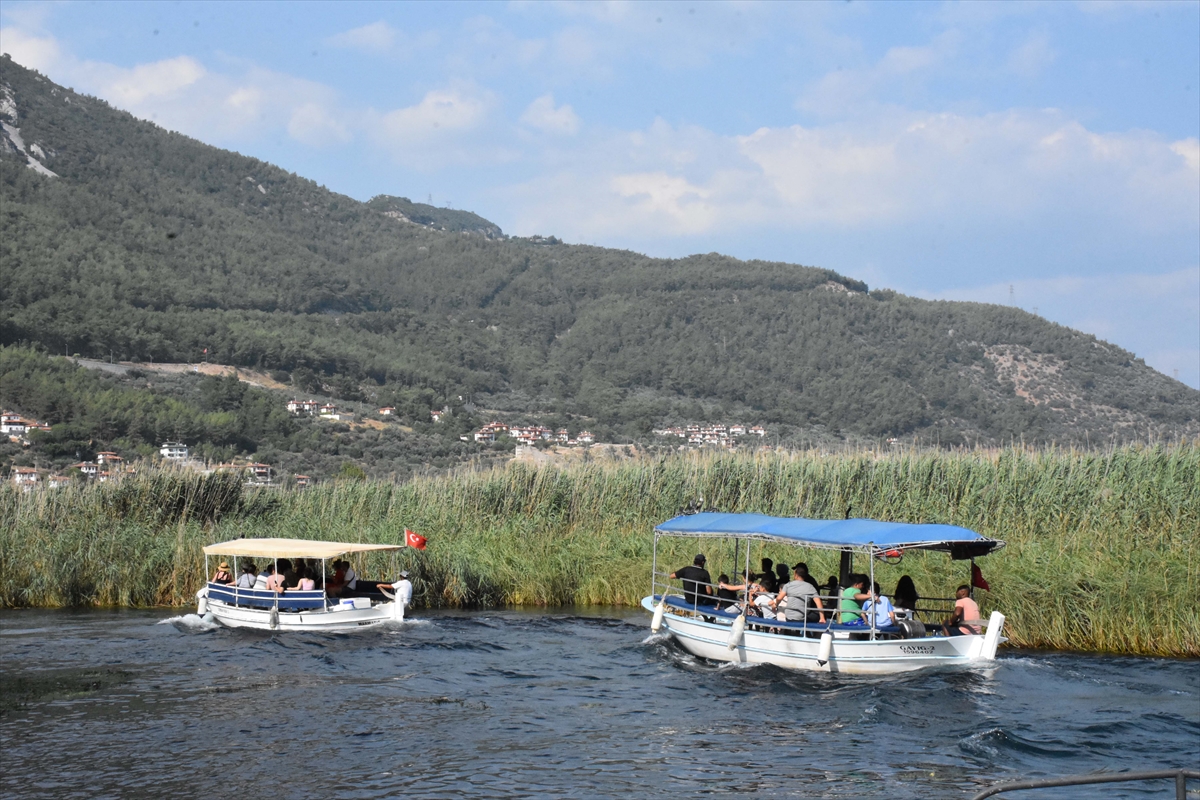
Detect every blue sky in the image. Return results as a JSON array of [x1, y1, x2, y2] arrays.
[[3, 0, 1198, 387]]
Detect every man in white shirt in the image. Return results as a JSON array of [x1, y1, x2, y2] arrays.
[[379, 571, 413, 608]]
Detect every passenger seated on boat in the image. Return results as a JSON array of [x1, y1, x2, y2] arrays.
[[757, 558, 778, 593], [279, 559, 299, 589], [941, 585, 982, 636], [253, 565, 270, 591], [893, 575, 919, 618], [775, 562, 792, 590], [264, 564, 286, 594], [715, 575, 739, 609], [839, 574, 871, 624], [326, 561, 348, 597], [776, 564, 827, 624], [793, 562, 820, 591], [717, 571, 760, 616], [296, 568, 316, 591], [862, 582, 896, 628], [669, 554, 715, 607], [822, 576, 840, 608], [211, 562, 235, 585], [236, 562, 257, 589]]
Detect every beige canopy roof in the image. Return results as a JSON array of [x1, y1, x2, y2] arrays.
[[202, 538, 403, 559]]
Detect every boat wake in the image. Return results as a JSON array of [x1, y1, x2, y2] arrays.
[[383, 618, 432, 632], [159, 613, 220, 633]]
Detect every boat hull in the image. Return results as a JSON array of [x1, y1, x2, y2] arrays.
[[207, 598, 398, 631], [642, 596, 1004, 675]]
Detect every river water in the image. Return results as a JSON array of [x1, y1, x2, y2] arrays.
[[1, 608, 1196, 799]]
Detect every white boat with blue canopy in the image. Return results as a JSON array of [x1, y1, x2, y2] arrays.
[[644, 512, 1007, 674], [196, 538, 410, 631]]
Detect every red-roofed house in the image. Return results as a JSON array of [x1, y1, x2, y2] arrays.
[[11, 466, 39, 489]]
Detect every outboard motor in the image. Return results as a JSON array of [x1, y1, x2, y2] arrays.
[[897, 617, 926, 639]]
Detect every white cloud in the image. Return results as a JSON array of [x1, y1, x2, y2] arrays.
[[610, 171, 714, 233], [379, 86, 491, 141], [0, 27, 353, 149], [0, 26, 61, 73], [520, 94, 580, 135], [797, 31, 960, 117], [326, 21, 397, 53], [100, 56, 206, 106], [288, 102, 352, 147], [1171, 138, 1200, 172], [1007, 31, 1056, 78], [369, 85, 508, 169], [507, 107, 1199, 245]]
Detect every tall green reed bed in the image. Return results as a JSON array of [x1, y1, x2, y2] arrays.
[[2, 444, 1196, 656]]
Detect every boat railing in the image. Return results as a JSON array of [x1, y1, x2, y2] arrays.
[[206, 581, 326, 610], [651, 570, 998, 635]]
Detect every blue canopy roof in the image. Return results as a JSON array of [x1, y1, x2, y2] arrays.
[[655, 512, 1003, 558]]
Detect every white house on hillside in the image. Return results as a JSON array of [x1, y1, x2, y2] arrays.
[[160, 442, 189, 460]]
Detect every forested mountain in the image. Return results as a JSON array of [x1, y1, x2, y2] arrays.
[[2, 55, 1196, 467]]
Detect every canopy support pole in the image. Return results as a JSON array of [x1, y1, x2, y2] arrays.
[[839, 549, 852, 590], [743, 535, 750, 606], [969, 558, 976, 600], [868, 543, 876, 641], [650, 532, 659, 597]]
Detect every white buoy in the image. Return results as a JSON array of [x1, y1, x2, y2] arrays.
[[727, 614, 746, 650], [195, 587, 208, 617], [816, 631, 833, 667], [651, 601, 665, 633], [981, 611, 1006, 660]]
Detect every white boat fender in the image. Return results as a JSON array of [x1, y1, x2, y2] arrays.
[[195, 587, 208, 617], [816, 631, 833, 667], [651, 601, 665, 633], [269, 606, 279, 630], [981, 611, 1006, 660], [726, 614, 746, 650]]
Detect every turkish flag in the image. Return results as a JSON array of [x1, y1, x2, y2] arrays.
[[404, 528, 427, 550], [971, 563, 990, 591]]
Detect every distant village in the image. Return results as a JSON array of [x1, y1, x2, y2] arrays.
[[5, 410, 309, 491], [7, 397, 770, 490]]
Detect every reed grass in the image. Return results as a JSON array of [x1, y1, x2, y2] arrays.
[[2, 444, 1196, 656]]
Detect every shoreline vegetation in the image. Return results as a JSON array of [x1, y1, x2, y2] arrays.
[[2, 444, 1196, 657]]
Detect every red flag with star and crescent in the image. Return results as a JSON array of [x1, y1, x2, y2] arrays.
[[404, 528, 427, 550]]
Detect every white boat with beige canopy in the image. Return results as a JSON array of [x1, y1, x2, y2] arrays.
[[195, 538, 409, 631]]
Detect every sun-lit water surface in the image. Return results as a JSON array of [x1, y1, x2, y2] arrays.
[[1, 608, 1196, 799]]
